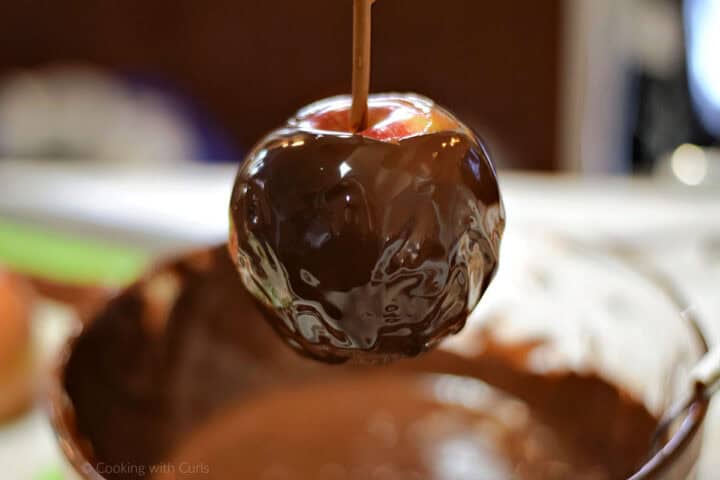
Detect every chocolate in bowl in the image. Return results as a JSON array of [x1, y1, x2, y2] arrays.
[[47, 239, 709, 480]]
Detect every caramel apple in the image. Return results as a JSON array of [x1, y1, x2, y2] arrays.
[[229, 94, 504, 363]]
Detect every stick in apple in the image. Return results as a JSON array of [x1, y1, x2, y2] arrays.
[[350, 0, 372, 132]]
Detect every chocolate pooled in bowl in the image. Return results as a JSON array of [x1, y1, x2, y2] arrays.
[[52, 246, 669, 480], [160, 367, 657, 480]]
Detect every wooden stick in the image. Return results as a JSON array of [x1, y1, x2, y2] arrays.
[[350, 0, 372, 132]]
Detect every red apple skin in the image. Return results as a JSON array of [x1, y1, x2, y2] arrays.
[[294, 94, 460, 141], [230, 93, 505, 364]]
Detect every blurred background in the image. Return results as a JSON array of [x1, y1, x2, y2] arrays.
[[0, 0, 717, 172], [0, 0, 720, 478], [1, 0, 718, 250]]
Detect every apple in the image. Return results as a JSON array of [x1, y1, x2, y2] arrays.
[[229, 93, 504, 364]]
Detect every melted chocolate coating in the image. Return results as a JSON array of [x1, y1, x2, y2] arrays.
[[229, 99, 504, 363]]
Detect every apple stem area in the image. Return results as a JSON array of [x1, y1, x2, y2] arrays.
[[350, 0, 372, 132]]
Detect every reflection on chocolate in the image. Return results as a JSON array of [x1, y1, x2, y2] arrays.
[[59, 248, 660, 480], [229, 96, 505, 363]]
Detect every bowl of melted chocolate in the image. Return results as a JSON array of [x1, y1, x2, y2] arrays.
[[48, 231, 710, 480]]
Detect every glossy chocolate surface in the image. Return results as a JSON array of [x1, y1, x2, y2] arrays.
[[164, 370, 656, 480], [57, 248, 665, 480], [229, 94, 505, 363]]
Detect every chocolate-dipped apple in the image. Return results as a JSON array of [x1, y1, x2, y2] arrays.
[[229, 1, 504, 363], [230, 95, 504, 363]]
